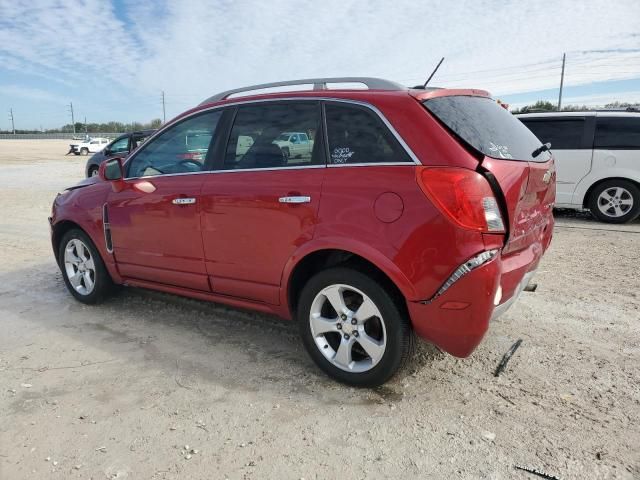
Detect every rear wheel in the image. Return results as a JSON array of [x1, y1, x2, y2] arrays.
[[588, 179, 640, 223], [58, 229, 114, 304], [297, 267, 413, 387]]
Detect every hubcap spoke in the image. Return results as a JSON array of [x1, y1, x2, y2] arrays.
[[83, 271, 94, 291], [310, 313, 338, 336], [334, 336, 355, 369], [84, 257, 95, 270], [356, 332, 385, 363], [620, 198, 633, 206], [354, 297, 378, 323], [323, 285, 348, 316], [613, 205, 624, 216], [69, 271, 83, 288]]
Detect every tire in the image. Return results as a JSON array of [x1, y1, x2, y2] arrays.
[[588, 179, 640, 224], [58, 229, 114, 304], [297, 267, 413, 387], [80, 147, 89, 156], [88, 166, 99, 177], [281, 147, 290, 161]]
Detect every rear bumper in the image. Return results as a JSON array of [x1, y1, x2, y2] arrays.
[[407, 245, 543, 357]]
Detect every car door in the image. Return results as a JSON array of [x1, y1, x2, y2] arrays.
[[520, 116, 594, 205], [200, 101, 325, 304], [106, 110, 223, 291]]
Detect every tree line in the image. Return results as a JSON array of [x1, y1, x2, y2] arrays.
[[510, 100, 640, 114], [0, 118, 163, 135]]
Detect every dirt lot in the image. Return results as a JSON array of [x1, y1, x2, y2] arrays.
[[0, 140, 638, 479]]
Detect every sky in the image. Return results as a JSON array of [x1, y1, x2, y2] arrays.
[[1, 0, 639, 130]]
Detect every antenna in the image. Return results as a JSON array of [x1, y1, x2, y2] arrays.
[[424, 57, 445, 88]]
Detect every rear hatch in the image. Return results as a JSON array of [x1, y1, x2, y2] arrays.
[[421, 93, 555, 254]]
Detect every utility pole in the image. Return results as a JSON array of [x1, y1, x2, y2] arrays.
[[8, 108, 15, 134], [84, 116, 87, 133], [161, 91, 166, 123], [558, 53, 566, 111], [68, 102, 76, 134]]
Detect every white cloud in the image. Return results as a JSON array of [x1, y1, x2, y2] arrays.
[[1, 0, 639, 126]]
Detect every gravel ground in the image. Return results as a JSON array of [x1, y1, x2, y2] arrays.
[[1, 140, 639, 479]]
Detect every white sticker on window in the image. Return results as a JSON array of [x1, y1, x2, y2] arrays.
[[488, 142, 513, 159], [332, 147, 355, 164]]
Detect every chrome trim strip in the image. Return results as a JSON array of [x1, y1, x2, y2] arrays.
[[123, 97, 422, 180], [102, 203, 113, 254]]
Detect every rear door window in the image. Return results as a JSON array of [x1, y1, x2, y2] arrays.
[[223, 102, 322, 170], [594, 117, 640, 149], [423, 96, 550, 161], [325, 103, 412, 164], [520, 118, 585, 149]]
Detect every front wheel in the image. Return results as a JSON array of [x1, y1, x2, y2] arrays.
[[297, 267, 413, 387], [58, 229, 114, 304], [80, 147, 89, 156], [589, 180, 640, 224], [88, 165, 99, 177]]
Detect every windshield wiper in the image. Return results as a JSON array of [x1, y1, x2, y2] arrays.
[[532, 142, 551, 158]]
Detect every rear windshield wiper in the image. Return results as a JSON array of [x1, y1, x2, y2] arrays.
[[531, 142, 551, 158]]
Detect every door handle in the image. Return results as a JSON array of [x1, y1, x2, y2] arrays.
[[279, 196, 311, 204], [172, 197, 196, 205]]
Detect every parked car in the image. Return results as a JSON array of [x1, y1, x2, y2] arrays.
[[68, 137, 110, 156], [85, 130, 156, 177], [49, 77, 555, 386], [517, 111, 640, 223]]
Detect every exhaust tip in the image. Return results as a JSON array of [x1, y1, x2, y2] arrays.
[[523, 282, 538, 293]]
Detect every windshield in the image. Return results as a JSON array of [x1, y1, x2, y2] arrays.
[[275, 133, 290, 141], [423, 96, 551, 162]]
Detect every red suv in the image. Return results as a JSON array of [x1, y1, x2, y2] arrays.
[[50, 77, 555, 386]]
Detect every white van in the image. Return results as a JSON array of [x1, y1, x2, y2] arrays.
[[517, 111, 640, 223]]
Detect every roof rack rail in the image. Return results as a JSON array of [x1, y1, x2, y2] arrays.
[[199, 77, 405, 105]]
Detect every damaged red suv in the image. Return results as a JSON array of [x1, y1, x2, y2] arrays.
[[50, 78, 554, 386]]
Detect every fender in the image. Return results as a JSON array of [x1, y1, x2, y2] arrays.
[[572, 167, 640, 206], [279, 236, 418, 313], [51, 184, 123, 284]]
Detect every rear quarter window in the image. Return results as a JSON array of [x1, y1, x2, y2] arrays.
[[594, 117, 640, 149], [520, 118, 586, 150], [424, 96, 550, 162]]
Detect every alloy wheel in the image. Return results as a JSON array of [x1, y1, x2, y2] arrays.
[[309, 284, 387, 373], [63, 238, 96, 295], [597, 186, 634, 218]]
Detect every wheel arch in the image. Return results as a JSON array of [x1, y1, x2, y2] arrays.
[[283, 242, 415, 319], [52, 220, 85, 265]]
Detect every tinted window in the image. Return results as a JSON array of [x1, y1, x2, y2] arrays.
[[223, 102, 321, 170], [109, 136, 130, 154], [131, 133, 153, 151], [424, 96, 550, 161], [325, 103, 411, 164], [594, 117, 640, 149], [127, 111, 222, 177], [520, 118, 585, 150]]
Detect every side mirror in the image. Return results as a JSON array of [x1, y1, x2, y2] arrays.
[[99, 157, 124, 181]]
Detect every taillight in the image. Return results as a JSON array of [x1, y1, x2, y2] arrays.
[[416, 167, 505, 233]]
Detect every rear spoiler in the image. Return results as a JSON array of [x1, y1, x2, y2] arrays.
[[409, 88, 491, 102]]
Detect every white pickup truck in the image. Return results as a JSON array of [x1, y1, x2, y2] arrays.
[[272, 132, 314, 160], [68, 137, 110, 156]]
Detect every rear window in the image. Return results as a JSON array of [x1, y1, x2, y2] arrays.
[[595, 117, 640, 149], [423, 96, 550, 161], [519, 118, 585, 149]]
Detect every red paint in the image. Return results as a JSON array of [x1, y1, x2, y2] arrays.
[[50, 86, 555, 359]]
